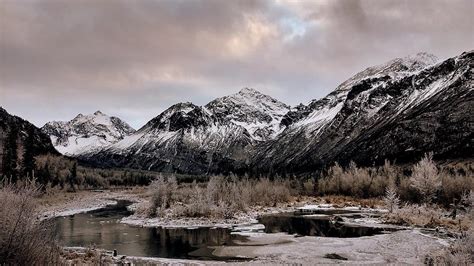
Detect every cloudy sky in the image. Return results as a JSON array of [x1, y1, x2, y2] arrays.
[[1, 0, 472, 129]]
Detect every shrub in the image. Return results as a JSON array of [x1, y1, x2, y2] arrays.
[[383, 185, 400, 213], [145, 176, 293, 219], [303, 178, 315, 196], [0, 180, 61, 264], [409, 153, 441, 203], [148, 175, 178, 217], [317, 161, 396, 198], [383, 203, 443, 227], [426, 229, 474, 265], [439, 173, 474, 206]]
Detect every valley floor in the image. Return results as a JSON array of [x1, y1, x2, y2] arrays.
[[39, 189, 453, 265]]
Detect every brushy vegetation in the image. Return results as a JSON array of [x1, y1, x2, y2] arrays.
[[141, 175, 292, 219], [317, 155, 474, 206], [317, 161, 398, 198], [425, 229, 474, 266], [0, 180, 61, 265]]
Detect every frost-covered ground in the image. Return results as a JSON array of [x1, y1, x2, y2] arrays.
[[220, 229, 449, 264], [122, 206, 288, 229], [38, 189, 145, 220], [64, 230, 449, 265]]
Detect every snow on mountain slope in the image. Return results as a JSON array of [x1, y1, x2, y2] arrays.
[[82, 88, 288, 174], [107, 87, 290, 154], [42, 111, 135, 156], [206, 88, 290, 140], [66, 51, 472, 175], [252, 51, 472, 173], [278, 52, 439, 141]]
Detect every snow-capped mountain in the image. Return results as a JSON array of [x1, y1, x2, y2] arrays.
[[42, 111, 135, 156], [55, 50, 472, 175], [206, 88, 290, 141], [280, 52, 440, 134], [81, 89, 289, 174], [252, 51, 472, 173]]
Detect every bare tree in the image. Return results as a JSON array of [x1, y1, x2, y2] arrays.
[[410, 153, 441, 203], [383, 185, 400, 213]]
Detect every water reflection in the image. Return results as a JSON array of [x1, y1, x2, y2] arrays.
[[259, 212, 392, 238], [54, 201, 246, 259]]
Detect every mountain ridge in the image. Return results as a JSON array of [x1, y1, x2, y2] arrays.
[[39, 50, 473, 175]]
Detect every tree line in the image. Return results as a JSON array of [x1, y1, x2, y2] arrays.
[[1, 125, 78, 190]]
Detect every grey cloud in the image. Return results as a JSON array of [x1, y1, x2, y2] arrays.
[[0, 0, 472, 128]]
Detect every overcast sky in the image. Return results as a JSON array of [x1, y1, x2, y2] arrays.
[[1, 0, 472, 129]]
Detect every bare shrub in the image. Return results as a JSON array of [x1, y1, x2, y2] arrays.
[[146, 176, 292, 219], [440, 173, 474, 206], [410, 153, 441, 203], [398, 176, 420, 202], [384, 203, 441, 227], [303, 178, 315, 196], [383, 185, 400, 213], [461, 190, 474, 220], [0, 180, 61, 264], [383, 203, 471, 230], [426, 229, 474, 265], [318, 161, 397, 198], [148, 174, 178, 217]]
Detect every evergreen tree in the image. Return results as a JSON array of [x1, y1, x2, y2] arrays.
[[2, 126, 18, 182], [22, 126, 36, 179], [68, 162, 77, 192], [41, 162, 51, 186]]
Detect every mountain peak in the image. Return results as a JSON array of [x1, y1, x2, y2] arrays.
[[397, 52, 439, 70], [335, 51, 439, 93], [42, 111, 135, 156], [410, 52, 438, 63], [238, 87, 262, 96]]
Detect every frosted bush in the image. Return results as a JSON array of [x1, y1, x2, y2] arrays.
[[0, 180, 61, 264], [383, 185, 400, 213], [410, 153, 441, 203], [146, 175, 293, 218]]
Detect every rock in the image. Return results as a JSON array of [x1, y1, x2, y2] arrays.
[[324, 253, 349, 260]]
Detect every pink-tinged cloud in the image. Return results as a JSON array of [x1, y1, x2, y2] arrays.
[[0, 0, 472, 128]]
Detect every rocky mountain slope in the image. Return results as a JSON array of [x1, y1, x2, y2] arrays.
[[44, 50, 473, 175], [0, 107, 58, 173], [78, 89, 290, 174], [252, 51, 473, 173], [42, 111, 135, 156]]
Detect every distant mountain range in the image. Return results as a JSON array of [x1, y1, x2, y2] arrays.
[[2, 50, 472, 175]]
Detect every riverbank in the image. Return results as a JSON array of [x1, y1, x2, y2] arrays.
[[38, 189, 459, 265], [37, 188, 147, 220], [38, 188, 387, 228]]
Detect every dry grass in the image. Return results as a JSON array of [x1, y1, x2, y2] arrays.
[[383, 203, 472, 231], [60, 246, 114, 265], [317, 195, 384, 208]]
